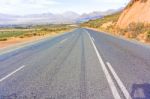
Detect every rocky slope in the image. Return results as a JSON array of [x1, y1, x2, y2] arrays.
[[117, 0, 150, 28]]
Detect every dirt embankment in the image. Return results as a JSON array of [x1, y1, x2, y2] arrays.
[[0, 34, 57, 49], [117, 0, 150, 28], [81, 1, 150, 43]]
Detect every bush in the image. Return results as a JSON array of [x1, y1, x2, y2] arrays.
[[41, 28, 49, 31], [23, 33, 34, 37], [0, 38, 7, 41], [123, 23, 145, 38], [147, 31, 150, 40], [128, 23, 144, 32]]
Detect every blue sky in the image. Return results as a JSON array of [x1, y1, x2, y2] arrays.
[[0, 0, 130, 15]]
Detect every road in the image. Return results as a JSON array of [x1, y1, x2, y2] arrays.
[[0, 28, 150, 99]]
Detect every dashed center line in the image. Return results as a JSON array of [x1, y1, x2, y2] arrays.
[[0, 65, 25, 83]]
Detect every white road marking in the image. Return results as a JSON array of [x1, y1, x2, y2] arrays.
[[106, 62, 132, 99], [92, 37, 95, 42], [87, 31, 121, 99], [60, 39, 67, 44], [0, 47, 23, 56], [0, 37, 51, 56], [0, 65, 25, 82]]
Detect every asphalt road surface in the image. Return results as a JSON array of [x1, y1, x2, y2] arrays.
[[0, 28, 150, 99]]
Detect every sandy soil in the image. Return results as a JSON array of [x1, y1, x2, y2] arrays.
[[0, 34, 57, 49], [117, 0, 150, 28]]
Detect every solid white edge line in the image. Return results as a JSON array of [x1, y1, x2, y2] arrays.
[[106, 62, 132, 99], [60, 38, 67, 44], [86, 31, 121, 99], [0, 30, 71, 56], [0, 37, 50, 56], [0, 65, 25, 82]]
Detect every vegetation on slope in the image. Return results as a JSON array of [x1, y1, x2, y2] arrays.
[[81, 12, 150, 43], [81, 12, 120, 29], [127, 0, 148, 8], [0, 24, 75, 41]]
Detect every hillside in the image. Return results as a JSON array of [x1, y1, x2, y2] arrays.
[[81, 8, 150, 43], [81, 13, 120, 32], [117, 0, 150, 28]]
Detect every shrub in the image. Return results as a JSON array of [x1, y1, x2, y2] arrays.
[[124, 23, 145, 38], [41, 28, 49, 31], [0, 38, 7, 41], [147, 31, 150, 40]]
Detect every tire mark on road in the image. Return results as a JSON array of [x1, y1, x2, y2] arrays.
[[80, 33, 87, 99], [37, 32, 81, 98]]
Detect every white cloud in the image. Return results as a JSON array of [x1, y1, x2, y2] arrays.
[[23, 0, 59, 5], [0, 0, 130, 15], [0, 0, 59, 5], [0, 0, 60, 15]]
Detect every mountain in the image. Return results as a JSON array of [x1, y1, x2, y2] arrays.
[[76, 9, 122, 23], [76, 12, 103, 23], [0, 14, 19, 24], [0, 9, 120, 25], [117, 0, 150, 28], [0, 12, 80, 25]]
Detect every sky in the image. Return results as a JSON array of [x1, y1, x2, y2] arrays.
[[0, 0, 130, 15]]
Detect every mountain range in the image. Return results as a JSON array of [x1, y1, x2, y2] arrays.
[[0, 9, 120, 25]]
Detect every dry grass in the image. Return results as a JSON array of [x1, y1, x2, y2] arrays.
[[81, 12, 150, 43], [0, 24, 75, 41], [81, 12, 120, 29]]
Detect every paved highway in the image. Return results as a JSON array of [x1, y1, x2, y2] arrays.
[[0, 28, 150, 99]]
